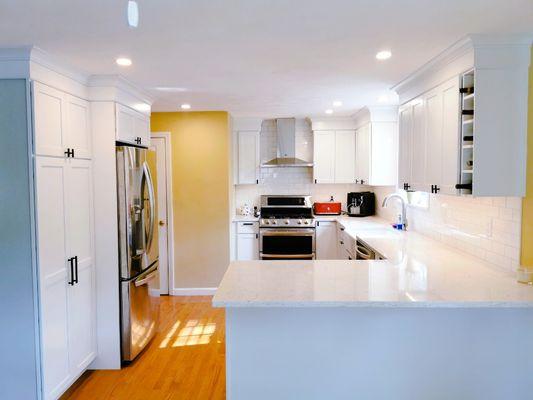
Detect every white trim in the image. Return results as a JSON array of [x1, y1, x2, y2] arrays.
[[148, 288, 161, 297], [170, 288, 218, 296], [151, 132, 174, 296]]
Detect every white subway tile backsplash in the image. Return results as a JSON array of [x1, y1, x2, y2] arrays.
[[373, 187, 523, 273]]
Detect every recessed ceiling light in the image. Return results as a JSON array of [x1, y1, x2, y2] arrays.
[[333, 101, 343, 107], [181, 104, 191, 110], [133, 103, 150, 112], [376, 50, 392, 60], [127, 1, 139, 28], [116, 57, 132, 66], [325, 109, 333, 115]]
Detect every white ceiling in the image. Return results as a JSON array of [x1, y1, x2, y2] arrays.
[[1, 0, 532, 117]]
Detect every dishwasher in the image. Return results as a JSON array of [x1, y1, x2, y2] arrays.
[[355, 239, 385, 260]]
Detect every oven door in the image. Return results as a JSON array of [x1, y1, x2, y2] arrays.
[[260, 228, 315, 260]]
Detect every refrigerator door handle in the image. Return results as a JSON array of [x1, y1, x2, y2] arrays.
[[134, 270, 158, 287], [143, 161, 156, 253]]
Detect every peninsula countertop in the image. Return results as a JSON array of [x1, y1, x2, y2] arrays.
[[214, 218, 533, 308]]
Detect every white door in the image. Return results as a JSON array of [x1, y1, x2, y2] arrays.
[[65, 158, 96, 375], [237, 131, 260, 184], [237, 234, 259, 260], [441, 78, 461, 195], [34, 156, 71, 399], [425, 88, 443, 190], [355, 124, 371, 184], [410, 99, 426, 191], [33, 82, 68, 158], [313, 131, 335, 183], [316, 221, 337, 260], [398, 105, 413, 190], [66, 95, 92, 159], [334, 130, 356, 183], [151, 136, 171, 295]]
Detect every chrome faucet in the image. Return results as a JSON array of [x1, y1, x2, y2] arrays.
[[382, 193, 408, 230]]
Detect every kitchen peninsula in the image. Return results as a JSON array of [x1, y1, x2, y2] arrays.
[[214, 218, 533, 400]]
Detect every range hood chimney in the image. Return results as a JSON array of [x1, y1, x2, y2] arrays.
[[261, 118, 313, 168]]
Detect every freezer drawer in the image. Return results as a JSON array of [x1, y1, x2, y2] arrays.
[[120, 262, 159, 362]]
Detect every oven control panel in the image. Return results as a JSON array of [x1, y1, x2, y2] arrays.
[[260, 218, 316, 228]]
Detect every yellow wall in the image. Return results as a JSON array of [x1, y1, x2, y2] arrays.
[[151, 111, 230, 289], [521, 50, 533, 268]]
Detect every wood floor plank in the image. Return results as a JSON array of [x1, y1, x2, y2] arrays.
[[61, 296, 225, 400]]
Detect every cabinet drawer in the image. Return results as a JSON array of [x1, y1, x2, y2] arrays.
[[237, 221, 259, 234]]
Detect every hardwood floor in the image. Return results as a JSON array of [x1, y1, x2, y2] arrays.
[[62, 296, 226, 400]]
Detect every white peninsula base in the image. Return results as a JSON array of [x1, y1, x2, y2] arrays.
[[225, 307, 533, 400]]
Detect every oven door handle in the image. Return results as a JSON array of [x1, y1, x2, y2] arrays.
[[260, 253, 315, 259], [260, 229, 315, 236]]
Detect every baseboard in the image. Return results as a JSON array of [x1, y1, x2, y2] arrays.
[[170, 287, 217, 296], [148, 288, 161, 297]]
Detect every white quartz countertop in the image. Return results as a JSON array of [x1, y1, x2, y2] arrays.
[[215, 217, 533, 308]]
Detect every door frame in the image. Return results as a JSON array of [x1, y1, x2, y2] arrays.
[[150, 132, 174, 295]]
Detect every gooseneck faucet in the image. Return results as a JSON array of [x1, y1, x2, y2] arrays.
[[382, 193, 408, 230]]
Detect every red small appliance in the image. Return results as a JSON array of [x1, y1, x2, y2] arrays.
[[313, 202, 342, 215]]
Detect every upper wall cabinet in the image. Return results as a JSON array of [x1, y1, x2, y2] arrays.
[[236, 130, 260, 184], [353, 107, 398, 186], [116, 103, 151, 147], [398, 77, 460, 195], [33, 81, 92, 159], [393, 34, 531, 197], [313, 130, 355, 184]]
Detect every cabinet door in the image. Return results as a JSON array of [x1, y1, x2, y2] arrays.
[[410, 99, 426, 191], [440, 78, 460, 195], [237, 233, 259, 260], [66, 95, 92, 159], [34, 157, 71, 399], [425, 88, 443, 189], [65, 159, 96, 374], [355, 124, 371, 184], [116, 104, 137, 145], [334, 130, 356, 183], [313, 131, 335, 183], [33, 82, 68, 157], [237, 131, 260, 184], [316, 221, 337, 260], [134, 114, 151, 147], [398, 105, 413, 189]]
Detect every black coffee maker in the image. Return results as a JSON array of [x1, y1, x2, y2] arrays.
[[347, 192, 375, 217]]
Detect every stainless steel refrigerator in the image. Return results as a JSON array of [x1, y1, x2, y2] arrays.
[[116, 145, 159, 362]]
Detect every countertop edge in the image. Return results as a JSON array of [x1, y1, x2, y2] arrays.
[[212, 300, 533, 308]]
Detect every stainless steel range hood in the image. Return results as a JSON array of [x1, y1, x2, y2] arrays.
[[261, 118, 313, 168]]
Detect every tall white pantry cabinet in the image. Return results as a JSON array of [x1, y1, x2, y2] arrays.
[[32, 81, 97, 400]]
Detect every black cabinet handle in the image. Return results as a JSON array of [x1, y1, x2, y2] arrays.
[[316, 221, 320, 227], [242, 223, 253, 226], [431, 185, 441, 194], [455, 183, 473, 190], [255, 233, 258, 239], [68, 257, 75, 285], [360, 179, 365, 184], [314, 179, 317, 184], [64, 148, 74, 158], [256, 179, 259, 184], [403, 183, 411, 191], [135, 137, 142, 145], [340, 241, 344, 245], [74, 256, 79, 284], [355, 179, 359, 184]]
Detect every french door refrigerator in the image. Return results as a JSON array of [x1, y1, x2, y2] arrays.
[[116, 144, 159, 362]]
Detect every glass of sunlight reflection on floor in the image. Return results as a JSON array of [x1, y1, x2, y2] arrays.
[[171, 319, 217, 347]]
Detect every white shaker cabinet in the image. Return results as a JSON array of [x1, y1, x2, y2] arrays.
[[116, 103, 151, 147], [355, 124, 370, 185], [313, 130, 336, 183], [236, 131, 260, 185], [315, 221, 337, 260], [35, 157, 96, 400], [398, 77, 460, 194], [334, 130, 356, 183], [313, 130, 356, 184], [353, 107, 398, 186], [33, 82, 92, 159], [235, 222, 259, 260]]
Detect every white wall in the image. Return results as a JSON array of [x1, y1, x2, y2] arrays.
[[235, 119, 366, 211], [374, 186, 522, 273]]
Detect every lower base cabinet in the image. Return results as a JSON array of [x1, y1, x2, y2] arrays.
[[236, 222, 259, 260], [316, 221, 338, 260]]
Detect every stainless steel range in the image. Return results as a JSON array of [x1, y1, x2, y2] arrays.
[[259, 195, 316, 260]]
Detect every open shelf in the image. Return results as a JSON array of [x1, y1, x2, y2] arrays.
[[458, 69, 475, 195]]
